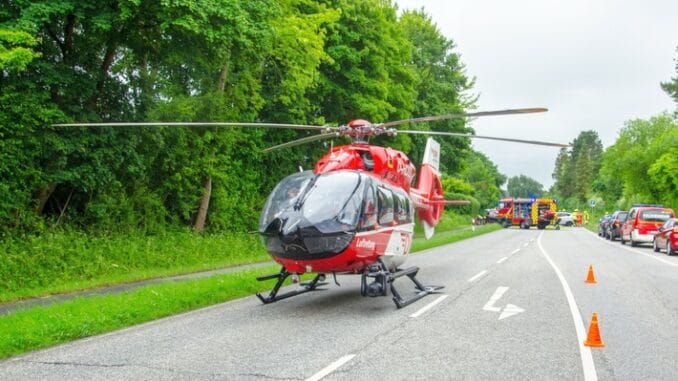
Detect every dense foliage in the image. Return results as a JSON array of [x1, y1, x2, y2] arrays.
[[442, 150, 506, 213], [551, 115, 676, 211], [595, 114, 677, 210], [1, 1, 489, 234], [507, 174, 544, 198], [550, 130, 604, 207]]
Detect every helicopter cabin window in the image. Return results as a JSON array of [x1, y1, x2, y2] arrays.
[[359, 181, 378, 231], [394, 191, 412, 223], [377, 186, 394, 225]]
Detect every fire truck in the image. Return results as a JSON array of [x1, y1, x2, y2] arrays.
[[496, 197, 558, 229]]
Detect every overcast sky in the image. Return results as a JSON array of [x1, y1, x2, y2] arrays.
[[396, 0, 677, 189]]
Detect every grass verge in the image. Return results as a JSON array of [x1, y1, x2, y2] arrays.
[[0, 265, 282, 360], [0, 230, 269, 303]]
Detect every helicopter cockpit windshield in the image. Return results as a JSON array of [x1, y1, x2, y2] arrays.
[[259, 171, 364, 235], [299, 172, 363, 233], [260, 170, 314, 228]]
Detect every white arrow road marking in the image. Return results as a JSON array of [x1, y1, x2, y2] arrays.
[[483, 286, 508, 312], [499, 303, 525, 320], [483, 286, 525, 320]]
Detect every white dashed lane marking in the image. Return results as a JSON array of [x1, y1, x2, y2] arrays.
[[468, 270, 487, 283], [306, 354, 356, 381], [410, 295, 449, 318]]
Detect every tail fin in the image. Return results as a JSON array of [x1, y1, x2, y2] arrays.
[[411, 138, 444, 239]]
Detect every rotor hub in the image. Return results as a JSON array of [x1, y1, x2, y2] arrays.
[[337, 119, 397, 142]]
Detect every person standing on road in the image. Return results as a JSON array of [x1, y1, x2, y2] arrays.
[[574, 209, 583, 226]]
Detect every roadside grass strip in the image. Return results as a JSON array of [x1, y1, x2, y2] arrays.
[[0, 265, 282, 360], [0, 231, 270, 304], [411, 223, 501, 253]]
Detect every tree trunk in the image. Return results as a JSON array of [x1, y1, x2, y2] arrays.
[[193, 177, 212, 233], [35, 182, 57, 214], [217, 53, 230, 92], [90, 40, 118, 108]]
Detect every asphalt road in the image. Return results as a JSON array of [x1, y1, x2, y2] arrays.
[[2, 228, 677, 380]]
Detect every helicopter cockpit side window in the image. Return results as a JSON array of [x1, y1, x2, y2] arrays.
[[377, 186, 394, 225], [359, 180, 378, 231]]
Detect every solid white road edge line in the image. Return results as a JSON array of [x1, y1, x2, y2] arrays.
[[537, 232, 598, 381], [467, 270, 488, 283], [410, 294, 449, 318], [306, 354, 356, 381], [497, 256, 508, 264], [583, 229, 678, 267]]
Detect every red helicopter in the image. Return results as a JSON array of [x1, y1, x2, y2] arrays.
[[58, 108, 567, 308]]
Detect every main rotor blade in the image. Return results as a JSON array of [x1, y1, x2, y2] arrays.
[[262, 132, 339, 153], [53, 122, 328, 131], [381, 108, 548, 128], [399, 130, 569, 148]]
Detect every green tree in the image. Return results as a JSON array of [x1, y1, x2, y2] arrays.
[[0, 28, 40, 71], [550, 130, 603, 203], [597, 113, 677, 209], [460, 150, 505, 208], [661, 47, 678, 107], [507, 174, 544, 198]]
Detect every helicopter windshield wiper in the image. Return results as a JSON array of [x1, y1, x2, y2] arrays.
[[294, 174, 319, 210]]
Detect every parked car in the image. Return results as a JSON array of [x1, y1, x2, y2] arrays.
[[556, 212, 575, 226], [597, 214, 612, 237], [621, 205, 676, 247], [653, 218, 677, 256], [606, 210, 629, 241]]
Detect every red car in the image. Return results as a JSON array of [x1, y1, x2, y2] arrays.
[[621, 205, 675, 247], [653, 218, 677, 256]]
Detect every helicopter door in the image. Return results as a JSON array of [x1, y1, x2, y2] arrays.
[[358, 179, 378, 231]]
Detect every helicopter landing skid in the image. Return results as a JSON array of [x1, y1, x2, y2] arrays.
[[256, 267, 327, 304], [361, 260, 444, 309]]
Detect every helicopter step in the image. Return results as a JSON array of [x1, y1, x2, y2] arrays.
[[256, 267, 328, 304], [361, 259, 444, 309]]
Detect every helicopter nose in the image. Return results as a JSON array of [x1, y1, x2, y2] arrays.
[[281, 216, 302, 237], [263, 217, 283, 235]]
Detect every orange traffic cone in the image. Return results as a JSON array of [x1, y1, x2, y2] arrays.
[[585, 265, 597, 284], [583, 313, 605, 347]]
